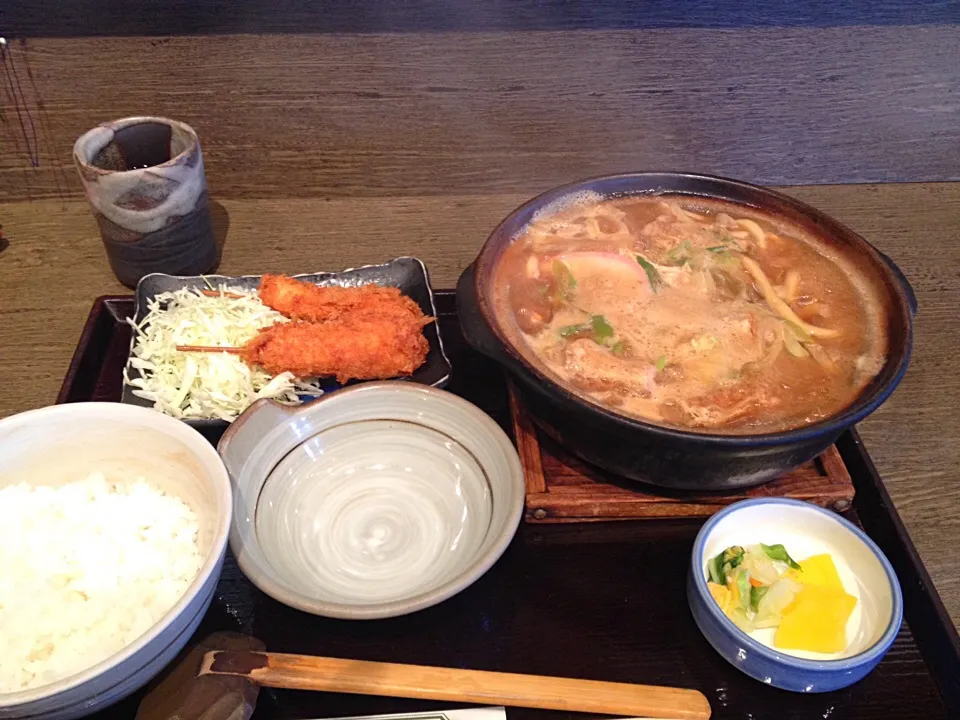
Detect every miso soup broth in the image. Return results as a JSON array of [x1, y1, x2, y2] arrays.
[[493, 193, 888, 434]]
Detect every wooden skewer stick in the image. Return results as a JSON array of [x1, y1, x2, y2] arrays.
[[199, 289, 246, 299], [176, 345, 244, 354]]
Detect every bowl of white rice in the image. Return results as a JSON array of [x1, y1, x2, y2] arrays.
[[0, 402, 232, 720]]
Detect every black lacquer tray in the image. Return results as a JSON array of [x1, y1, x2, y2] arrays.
[[58, 292, 960, 720]]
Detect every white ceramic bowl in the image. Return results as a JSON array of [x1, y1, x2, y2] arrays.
[[688, 499, 903, 692], [218, 381, 525, 619], [0, 403, 232, 720]]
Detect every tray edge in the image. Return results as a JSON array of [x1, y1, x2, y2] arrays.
[[838, 429, 960, 714]]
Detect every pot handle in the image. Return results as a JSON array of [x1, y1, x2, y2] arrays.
[[879, 251, 918, 316], [456, 262, 519, 367], [216, 398, 297, 479]]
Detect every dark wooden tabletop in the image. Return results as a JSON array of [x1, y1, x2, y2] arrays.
[[1, 0, 959, 633]]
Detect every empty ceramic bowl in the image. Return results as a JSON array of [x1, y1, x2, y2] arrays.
[[687, 498, 902, 693], [218, 382, 524, 619], [0, 403, 231, 720]]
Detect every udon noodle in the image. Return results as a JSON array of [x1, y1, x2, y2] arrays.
[[493, 194, 887, 434]]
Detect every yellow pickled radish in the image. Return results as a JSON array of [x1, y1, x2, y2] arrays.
[[785, 553, 845, 590], [774, 583, 858, 653], [708, 582, 732, 613]]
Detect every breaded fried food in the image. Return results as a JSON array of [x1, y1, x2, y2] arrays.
[[178, 275, 435, 383], [259, 274, 427, 325], [241, 317, 430, 383]]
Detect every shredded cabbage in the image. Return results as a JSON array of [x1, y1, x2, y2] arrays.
[[124, 286, 323, 421]]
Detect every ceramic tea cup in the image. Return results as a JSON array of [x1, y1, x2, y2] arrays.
[[73, 116, 218, 288]]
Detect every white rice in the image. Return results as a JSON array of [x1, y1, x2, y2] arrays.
[[0, 473, 203, 694]]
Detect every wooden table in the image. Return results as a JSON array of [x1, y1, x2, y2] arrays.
[[1, 5, 959, 630]]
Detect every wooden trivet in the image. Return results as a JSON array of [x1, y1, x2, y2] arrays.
[[508, 385, 855, 524]]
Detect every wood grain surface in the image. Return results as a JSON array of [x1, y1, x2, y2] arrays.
[[2, 24, 960, 203], [510, 384, 857, 523], [7, 0, 960, 36], [1, 182, 958, 629]]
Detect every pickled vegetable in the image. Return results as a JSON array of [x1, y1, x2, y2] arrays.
[[775, 584, 858, 653], [705, 543, 857, 653], [785, 553, 844, 589]]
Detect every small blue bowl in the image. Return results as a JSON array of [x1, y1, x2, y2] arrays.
[[688, 498, 903, 693]]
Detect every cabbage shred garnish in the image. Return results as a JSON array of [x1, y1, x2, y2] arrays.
[[124, 285, 323, 421]]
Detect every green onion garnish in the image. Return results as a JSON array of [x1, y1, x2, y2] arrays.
[[559, 322, 591, 338], [553, 259, 577, 291], [761, 543, 802, 570], [720, 234, 746, 253], [591, 314, 614, 340], [560, 314, 615, 346], [635, 254, 663, 292]]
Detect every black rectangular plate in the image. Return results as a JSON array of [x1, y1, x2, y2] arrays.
[[59, 293, 960, 720], [120, 257, 451, 439]]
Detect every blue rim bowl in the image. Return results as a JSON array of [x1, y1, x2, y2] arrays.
[[687, 498, 903, 693]]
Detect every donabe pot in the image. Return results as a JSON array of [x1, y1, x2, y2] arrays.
[[457, 172, 916, 491]]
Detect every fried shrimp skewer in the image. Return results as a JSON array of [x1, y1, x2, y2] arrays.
[[258, 274, 428, 325], [179, 276, 434, 383], [178, 316, 430, 383]]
